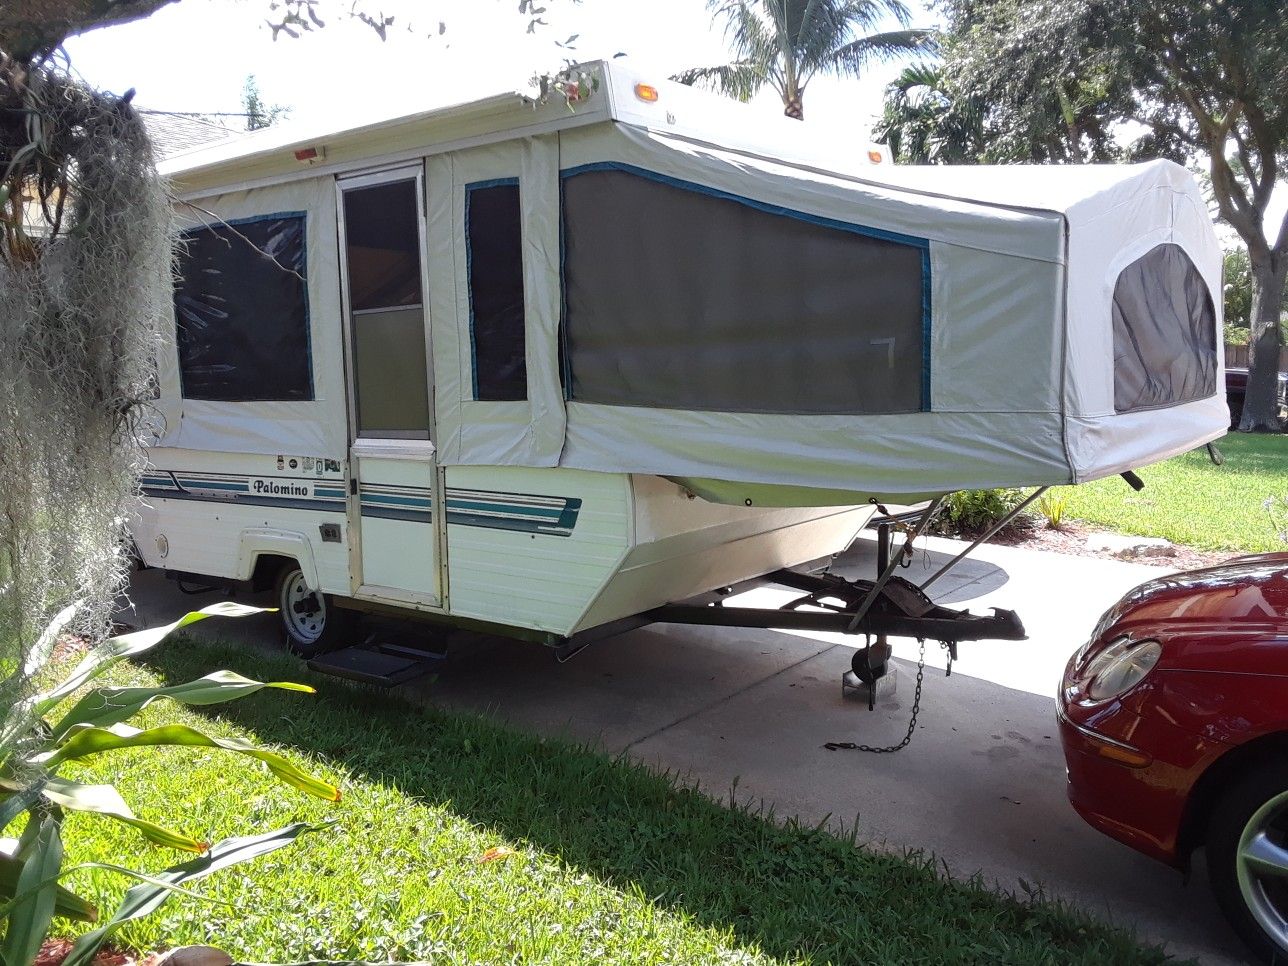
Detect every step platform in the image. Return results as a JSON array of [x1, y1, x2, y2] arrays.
[[308, 638, 446, 687]]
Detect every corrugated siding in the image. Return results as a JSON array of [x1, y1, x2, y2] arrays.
[[444, 466, 630, 635]]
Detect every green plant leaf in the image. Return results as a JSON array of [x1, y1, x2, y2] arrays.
[[0, 604, 79, 750], [0, 851, 98, 924], [62, 822, 325, 966], [0, 815, 63, 966], [40, 778, 206, 853], [33, 603, 265, 718], [52, 670, 314, 741], [0, 783, 44, 837], [41, 724, 340, 802]]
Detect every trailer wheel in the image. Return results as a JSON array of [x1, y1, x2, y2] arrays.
[[274, 565, 352, 657]]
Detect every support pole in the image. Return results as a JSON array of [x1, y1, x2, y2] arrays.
[[845, 496, 945, 633], [919, 486, 1048, 593]]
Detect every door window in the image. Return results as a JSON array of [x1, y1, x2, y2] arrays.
[[343, 178, 430, 438]]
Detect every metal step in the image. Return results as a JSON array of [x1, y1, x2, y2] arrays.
[[307, 638, 446, 687]]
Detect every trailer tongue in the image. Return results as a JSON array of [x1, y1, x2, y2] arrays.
[[648, 569, 1025, 646]]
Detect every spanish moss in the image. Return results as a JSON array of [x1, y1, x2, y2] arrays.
[[0, 52, 172, 738]]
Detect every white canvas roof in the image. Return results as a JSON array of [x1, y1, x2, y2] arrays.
[[153, 62, 1226, 504]]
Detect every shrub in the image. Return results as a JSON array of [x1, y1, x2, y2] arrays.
[[934, 488, 1031, 538]]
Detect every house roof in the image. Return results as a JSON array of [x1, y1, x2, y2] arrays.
[[140, 110, 245, 161]]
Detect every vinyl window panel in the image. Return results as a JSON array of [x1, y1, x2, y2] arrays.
[[174, 212, 313, 402], [1112, 243, 1217, 412], [466, 179, 527, 402]]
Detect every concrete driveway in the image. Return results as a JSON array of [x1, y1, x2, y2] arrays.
[[121, 532, 1247, 964]]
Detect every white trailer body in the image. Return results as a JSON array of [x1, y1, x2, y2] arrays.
[[132, 61, 1226, 651]]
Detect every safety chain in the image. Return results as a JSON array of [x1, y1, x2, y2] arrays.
[[824, 638, 927, 754]]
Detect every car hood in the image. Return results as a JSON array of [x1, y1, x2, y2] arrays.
[[1101, 553, 1288, 674]]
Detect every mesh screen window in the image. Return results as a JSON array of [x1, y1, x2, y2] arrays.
[[466, 180, 527, 401], [1112, 243, 1216, 413], [560, 167, 928, 415], [174, 213, 312, 401]]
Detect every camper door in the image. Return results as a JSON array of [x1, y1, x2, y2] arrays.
[[337, 166, 444, 606]]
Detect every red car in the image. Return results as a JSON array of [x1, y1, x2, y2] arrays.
[[1060, 553, 1288, 962]]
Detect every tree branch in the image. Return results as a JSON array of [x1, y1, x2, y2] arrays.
[[0, 0, 179, 62]]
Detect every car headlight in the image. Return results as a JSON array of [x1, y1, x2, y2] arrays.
[[1076, 608, 1120, 667], [1082, 637, 1162, 701]]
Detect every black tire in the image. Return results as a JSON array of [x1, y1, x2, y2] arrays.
[[1208, 762, 1288, 963], [273, 564, 354, 658]]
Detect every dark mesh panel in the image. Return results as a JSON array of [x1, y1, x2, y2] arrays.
[[467, 182, 527, 401], [1113, 243, 1216, 412], [561, 169, 926, 414], [175, 214, 311, 401]]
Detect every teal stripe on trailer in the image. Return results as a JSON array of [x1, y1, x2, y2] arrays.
[[447, 498, 562, 518], [176, 479, 249, 492], [360, 493, 433, 508], [142, 470, 581, 536]]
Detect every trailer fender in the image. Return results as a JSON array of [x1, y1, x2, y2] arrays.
[[236, 529, 321, 591]]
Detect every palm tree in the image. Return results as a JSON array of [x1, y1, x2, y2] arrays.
[[872, 62, 986, 163], [674, 0, 933, 120]]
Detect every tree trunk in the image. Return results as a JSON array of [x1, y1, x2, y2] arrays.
[[777, 82, 798, 118], [1238, 254, 1288, 432]]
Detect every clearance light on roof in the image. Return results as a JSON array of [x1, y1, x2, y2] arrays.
[[634, 83, 660, 103], [294, 146, 324, 164]]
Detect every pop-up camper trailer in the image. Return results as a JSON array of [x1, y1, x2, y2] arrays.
[[134, 61, 1227, 682]]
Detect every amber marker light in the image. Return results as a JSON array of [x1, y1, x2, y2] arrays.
[[1095, 741, 1153, 768], [867, 149, 884, 164], [634, 83, 660, 103], [1060, 711, 1154, 769]]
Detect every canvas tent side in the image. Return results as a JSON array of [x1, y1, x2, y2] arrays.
[[153, 61, 1224, 507], [427, 110, 1223, 504]]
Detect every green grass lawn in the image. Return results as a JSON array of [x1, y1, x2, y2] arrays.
[[1059, 432, 1288, 552], [51, 636, 1177, 965]]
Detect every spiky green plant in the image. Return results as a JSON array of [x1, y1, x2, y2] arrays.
[[1038, 490, 1069, 531], [0, 604, 337, 966]]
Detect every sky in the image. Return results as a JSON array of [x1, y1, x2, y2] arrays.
[[63, 0, 937, 142], [62, 0, 1282, 245]]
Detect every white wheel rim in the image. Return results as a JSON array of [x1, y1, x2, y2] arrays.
[[1236, 789, 1288, 953], [281, 571, 326, 644]]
